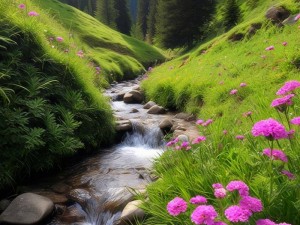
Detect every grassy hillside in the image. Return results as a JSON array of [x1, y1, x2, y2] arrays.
[[33, 0, 164, 81], [139, 0, 300, 224], [0, 0, 163, 192]]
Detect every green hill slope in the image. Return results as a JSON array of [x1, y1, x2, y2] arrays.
[[34, 0, 164, 81]]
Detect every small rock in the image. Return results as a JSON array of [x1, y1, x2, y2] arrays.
[[0, 199, 10, 212], [265, 6, 290, 24], [67, 189, 91, 207], [51, 182, 71, 194], [147, 105, 166, 114], [0, 193, 54, 225], [116, 120, 132, 131], [177, 134, 189, 142], [118, 200, 145, 225], [123, 90, 144, 104], [143, 101, 156, 109], [159, 119, 173, 133], [174, 113, 196, 121], [59, 204, 86, 223], [248, 23, 262, 36], [228, 33, 244, 42], [123, 93, 134, 103], [115, 92, 126, 101], [130, 108, 139, 113]]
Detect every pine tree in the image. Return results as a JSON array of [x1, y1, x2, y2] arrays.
[[146, 0, 157, 43], [114, 0, 132, 35], [223, 0, 241, 31], [135, 0, 150, 40], [95, 0, 116, 28], [155, 0, 215, 48]]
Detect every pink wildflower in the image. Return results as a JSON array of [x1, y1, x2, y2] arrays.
[[166, 141, 175, 147], [295, 13, 300, 21], [95, 66, 101, 71], [166, 197, 188, 216], [225, 205, 252, 223], [190, 205, 218, 225], [251, 118, 288, 140], [265, 46, 274, 51], [223, 130, 228, 135], [202, 119, 213, 127], [282, 42, 288, 46], [236, 135, 245, 140], [190, 196, 207, 205], [230, 89, 238, 95], [77, 50, 84, 58], [196, 119, 204, 125], [214, 188, 227, 199], [28, 11, 39, 16], [240, 83, 247, 87], [256, 219, 276, 225], [281, 170, 295, 180], [287, 129, 295, 139], [226, 180, 249, 196], [271, 94, 294, 111], [263, 149, 288, 162], [56, 37, 64, 42], [290, 117, 300, 125], [181, 141, 191, 150], [276, 80, 300, 95], [18, 4, 25, 9], [239, 196, 263, 213], [192, 136, 206, 144], [212, 183, 223, 189]]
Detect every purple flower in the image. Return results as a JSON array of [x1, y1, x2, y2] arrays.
[[202, 119, 213, 127], [265, 46, 274, 51], [225, 205, 252, 223], [18, 4, 25, 9], [212, 183, 223, 189], [263, 149, 288, 162], [230, 89, 238, 95], [95, 66, 101, 71], [252, 118, 288, 140], [77, 50, 84, 58], [28, 11, 39, 16], [167, 197, 188, 216], [256, 219, 276, 225], [281, 170, 295, 180], [190, 195, 207, 205], [235, 135, 245, 140], [213, 222, 228, 225], [214, 188, 227, 199], [243, 111, 252, 117], [196, 119, 204, 125], [223, 130, 228, 135], [240, 83, 247, 87], [282, 42, 288, 46], [56, 37, 64, 42], [166, 141, 175, 147], [226, 180, 249, 196], [192, 136, 206, 144], [190, 205, 218, 225], [276, 80, 300, 95], [271, 94, 294, 111], [290, 117, 300, 125], [239, 196, 263, 213], [181, 141, 191, 150]]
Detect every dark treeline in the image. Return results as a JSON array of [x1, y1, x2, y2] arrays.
[[59, 0, 241, 49]]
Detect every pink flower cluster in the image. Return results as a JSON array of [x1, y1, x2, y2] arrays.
[[191, 205, 218, 225], [226, 180, 249, 196], [212, 183, 227, 199], [28, 11, 39, 16], [190, 195, 207, 205], [276, 80, 300, 95], [230, 89, 238, 95], [192, 136, 206, 144], [271, 94, 294, 111], [263, 148, 288, 162], [290, 116, 300, 125], [167, 197, 188, 216], [252, 118, 287, 140], [166, 138, 191, 150], [197, 119, 213, 127], [265, 46, 274, 51]]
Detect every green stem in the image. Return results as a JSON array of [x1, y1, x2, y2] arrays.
[[269, 140, 274, 202]]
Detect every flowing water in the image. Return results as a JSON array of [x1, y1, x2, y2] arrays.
[[43, 78, 171, 225]]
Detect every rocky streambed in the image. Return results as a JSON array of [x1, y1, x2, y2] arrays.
[[0, 76, 199, 225]]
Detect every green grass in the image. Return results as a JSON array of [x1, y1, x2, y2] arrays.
[[34, 0, 165, 80], [139, 0, 300, 224]]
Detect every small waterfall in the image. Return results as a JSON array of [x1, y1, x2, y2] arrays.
[[121, 120, 164, 149]]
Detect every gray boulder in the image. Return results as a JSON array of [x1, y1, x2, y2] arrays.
[[0, 193, 54, 224], [143, 101, 156, 109], [266, 6, 290, 24], [118, 200, 145, 225], [116, 120, 132, 131], [123, 90, 144, 104], [177, 134, 189, 142], [147, 105, 166, 114], [159, 119, 173, 133]]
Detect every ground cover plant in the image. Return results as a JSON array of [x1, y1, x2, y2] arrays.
[[138, 0, 300, 224]]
